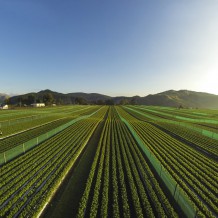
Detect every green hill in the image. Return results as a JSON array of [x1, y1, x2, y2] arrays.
[[7, 89, 218, 109], [140, 90, 218, 109], [8, 89, 111, 105]]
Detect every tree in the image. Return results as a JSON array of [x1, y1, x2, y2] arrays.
[[27, 95, 35, 105], [75, 97, 87, 105], [56, 98, 63, 105], [178, 104, 184, 109], [4, 96, 9, 105], [130, 98, 137, 105], [96, 100, 104, 105], [119, 99, 129, 105], [17, 97, 24, 107], [36, 98, 42, 103], [43, 93, 54, 105], [105, 99, 114, 105]]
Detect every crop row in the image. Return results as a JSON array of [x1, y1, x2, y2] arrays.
[[156, 121, 218, 157], [123, 106, 158, 122], [0, 106, 100, 137], [0, 115, 65, 137], [49, 105, 99, 117], [130, 105, 218, 126], [136, 106, 218, 130], [0, 110, 42, 122], [124, 106, 218, 156], [0, 107, 107, 218], [77, 107, 178, 218], [117, 107, 218, 217], [0, 117, 73, 153], [140, 106, 218, 120], [195, 122, 218, 133], [0, 106, 101, 153], [0, 105, 85, 121], [129, 106, 178, 121]]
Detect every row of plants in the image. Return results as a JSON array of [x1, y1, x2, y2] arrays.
[[0, 115, 65, 137], [139, 106, 218, 120], [112, 115, 132, 218], [77, 106, 178, 217], [123, 106, 158, 122], [72, 106, 100, 116], [196, 122, 218, 131], [0, 110, 42, 122], [117, 107, 218, 217], [156, 121, 218, 156], [116, 116, 178, 217], [0, 106, 100, 137], [124, 106, 218, 155], [17, 121, 99, 218], [138, 124, 218, 212], [0, 120, 85, 178], [0, 105, 84, 121], [0, 106, 103, 166], [1, 108, 102, 168], [76, 111, 109, 217], [48, 105, 99, 118], [1, 121, 88, 201], [78, 107, 143, 217], [115, 107, 178, 217], [0, 107, 107, 217], [134, 106, 180, 120], [0, 117, 72, 153], [0, 124, 86, 216], [130, 105, 218, 131]]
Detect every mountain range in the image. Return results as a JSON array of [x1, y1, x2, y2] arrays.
[[6, 89, 218, 109]]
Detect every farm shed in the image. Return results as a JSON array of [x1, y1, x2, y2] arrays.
[[31, 103, 45, 107], [0, 104, 9, 109]]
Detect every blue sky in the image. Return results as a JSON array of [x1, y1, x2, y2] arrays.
[[1, 0, 218, 96]]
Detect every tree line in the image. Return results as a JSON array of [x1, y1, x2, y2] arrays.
[[6, 93, 138, 106]]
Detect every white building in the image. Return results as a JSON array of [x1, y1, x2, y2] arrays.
[[0, 104, 9, 109], [31, 103, 45, 107]]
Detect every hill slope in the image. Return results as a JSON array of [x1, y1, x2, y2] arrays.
[[7, 89, 218, 109], [140, 90, 218, 109], [9, 90, 111, 105]]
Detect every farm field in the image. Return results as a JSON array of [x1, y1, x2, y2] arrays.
[[0, 105, 217, 218]]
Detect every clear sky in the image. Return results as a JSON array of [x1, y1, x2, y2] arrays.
[[1, 0, 218, 96]]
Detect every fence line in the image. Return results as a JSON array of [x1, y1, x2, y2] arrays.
[[0, 108, 102, 166]]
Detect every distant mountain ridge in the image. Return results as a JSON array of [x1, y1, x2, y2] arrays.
[[9, 89, 112, 105], [139, 90, 218, 109], [7, 89, 218, 109]]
